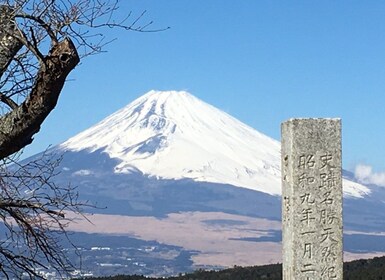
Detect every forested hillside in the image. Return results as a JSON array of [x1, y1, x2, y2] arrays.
[[78, 255, 385, 280]]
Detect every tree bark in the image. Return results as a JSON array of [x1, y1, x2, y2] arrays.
[[0, 5, 23, 79], [0, 38, 80, 160]]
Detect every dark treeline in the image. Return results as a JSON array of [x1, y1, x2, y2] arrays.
[[79, 255, 385, 280]]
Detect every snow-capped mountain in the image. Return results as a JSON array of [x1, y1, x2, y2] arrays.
[[22, 90, 385, 274], [60, 90, 368, 197], [61, 90, 280, 194]]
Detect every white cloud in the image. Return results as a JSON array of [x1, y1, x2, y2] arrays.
[[354, 164, 385, 187], [354, 165, 372, 181], [73, 169, 93, 176]]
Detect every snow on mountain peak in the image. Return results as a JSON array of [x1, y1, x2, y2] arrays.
[[60, 90, 370, 197], [61, 90, 282, 194]]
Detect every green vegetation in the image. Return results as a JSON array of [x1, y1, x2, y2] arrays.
[[344, 256, 385, 279], [77, 255, 385, 279]]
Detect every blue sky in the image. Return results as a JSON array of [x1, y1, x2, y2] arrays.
[[22, 1, 385, 180]]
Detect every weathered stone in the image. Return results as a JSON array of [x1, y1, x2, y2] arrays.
[[281, 118, 343, 280]]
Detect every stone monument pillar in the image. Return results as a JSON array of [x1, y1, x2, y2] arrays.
[[281, 119, 343, 280]]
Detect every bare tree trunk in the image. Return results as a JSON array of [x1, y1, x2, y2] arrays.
[[0, 38, 79, 160], [0, 5, 22, 78]]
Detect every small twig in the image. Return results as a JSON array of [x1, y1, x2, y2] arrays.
[[15, 13, 59, 44], [0, 93, 18, 110]]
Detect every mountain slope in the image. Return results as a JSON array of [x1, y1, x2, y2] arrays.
[[19, 90, 385, 276], [59, 90, 368, 197]]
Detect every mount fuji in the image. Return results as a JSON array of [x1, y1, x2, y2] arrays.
[[23, 90, 385, 275], [60, 90, 281, 195], [59, 90, 367, 197]]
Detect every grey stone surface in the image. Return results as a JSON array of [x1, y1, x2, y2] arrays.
[[281, 119, 343, 280]]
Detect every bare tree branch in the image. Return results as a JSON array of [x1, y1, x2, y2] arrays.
[[0, 93, 17, 109], [0, 0, 166, 278], [0, 152, 89, 279], [0, 37, 80, 160], [15, 12, 59, 44], [0, 5, 23, 78]]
